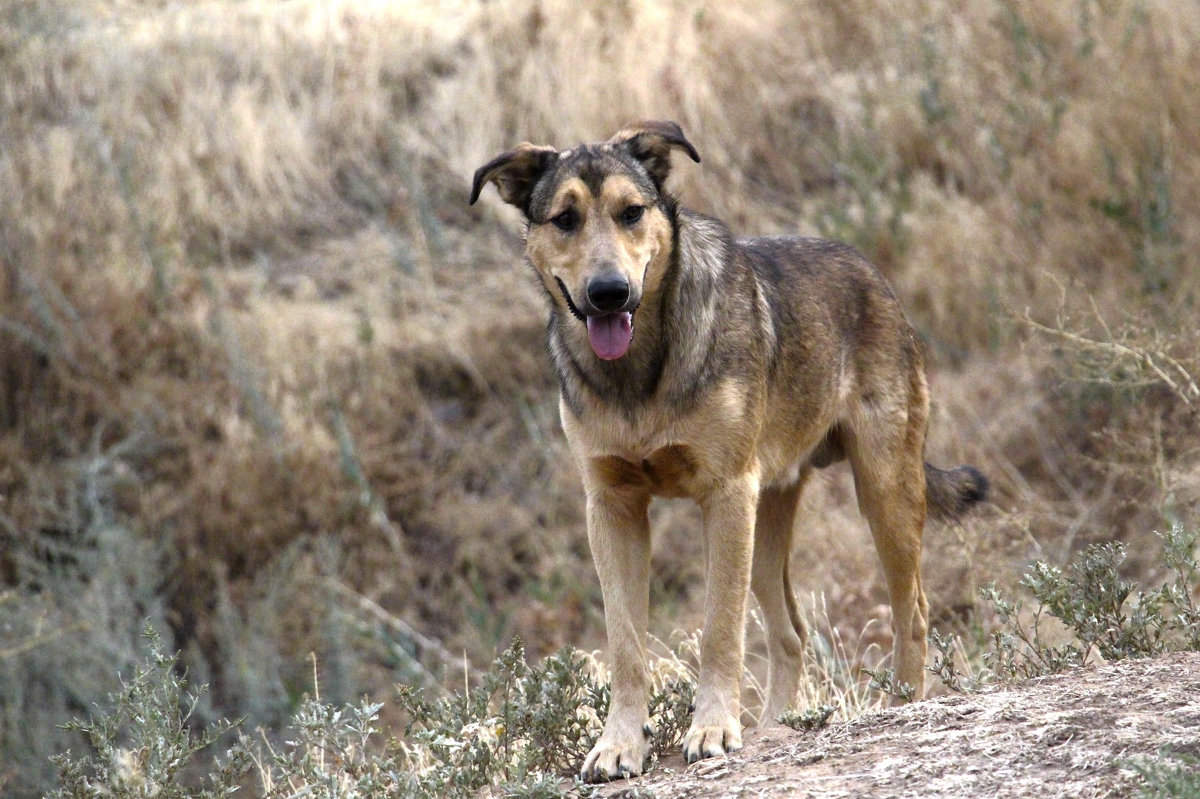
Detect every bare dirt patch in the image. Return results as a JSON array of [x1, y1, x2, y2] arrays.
[[599, 653, 1200, 798]]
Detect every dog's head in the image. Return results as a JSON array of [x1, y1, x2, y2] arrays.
[[470, 121, 700, 361]]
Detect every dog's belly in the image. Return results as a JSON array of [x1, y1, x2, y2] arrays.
[[755, 425, 841, 489]]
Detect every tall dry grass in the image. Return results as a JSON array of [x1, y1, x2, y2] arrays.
[[1, 0, 1198, 794]]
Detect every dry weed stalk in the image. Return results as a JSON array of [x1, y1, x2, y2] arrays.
[[325, 578, 481, 686], [1020, 302, 1199, 407]]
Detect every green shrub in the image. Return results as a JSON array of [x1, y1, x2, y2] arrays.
[[1132, 751, 1200, 799], [49, 626, 250, 799], [933, 523, 1200, 688], [778, 705, 835, 732], [863, 667, 917, 703], [392, 640, 607, 797], [387, 639, 691, 797], [50, 634, 693, 799]]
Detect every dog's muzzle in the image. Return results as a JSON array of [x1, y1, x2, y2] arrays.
[[581, 274, 638, 360], [554, 274, 638, 361]]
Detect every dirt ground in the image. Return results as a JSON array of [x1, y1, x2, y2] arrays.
[[597, 653, 1200, 799]]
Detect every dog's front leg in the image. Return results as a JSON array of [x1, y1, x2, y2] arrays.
[[684, 472, 759, 763], [580, 484, 653, 782]]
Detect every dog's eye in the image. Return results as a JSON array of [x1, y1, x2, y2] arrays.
[[550, 208, 580, 232], [621, 205, 646, 226]]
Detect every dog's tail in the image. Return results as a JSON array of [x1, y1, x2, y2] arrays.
[[924, 463, 989, 521]]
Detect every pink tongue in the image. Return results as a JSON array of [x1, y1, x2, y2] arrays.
[[586, 312, 634, 360]]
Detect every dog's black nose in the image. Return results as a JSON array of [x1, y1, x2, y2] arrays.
[[587, 274, 630, 312]]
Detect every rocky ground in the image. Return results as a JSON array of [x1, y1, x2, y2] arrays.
[[597, 653, 1200, 798]]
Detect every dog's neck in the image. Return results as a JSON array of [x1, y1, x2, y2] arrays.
[[548, 208, 733, 420]]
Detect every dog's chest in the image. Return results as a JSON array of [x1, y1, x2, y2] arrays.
[[590, 444, 699, 498], [562, 376, 757, 498], [578, 408, 703, 496]]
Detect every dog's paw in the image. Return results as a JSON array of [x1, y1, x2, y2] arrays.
[[580, 731, 651, 783], [681, 716, 742, 764]]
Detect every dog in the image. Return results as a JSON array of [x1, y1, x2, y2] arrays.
[[470, 120, 987, 782]]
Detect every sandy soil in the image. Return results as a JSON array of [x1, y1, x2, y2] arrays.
[[596, 653, 1200, 799]]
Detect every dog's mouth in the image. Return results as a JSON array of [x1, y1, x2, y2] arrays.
[[555, 276, 636, 361]]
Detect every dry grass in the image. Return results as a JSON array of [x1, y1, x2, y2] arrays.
[[1, 0, 1199, 794]]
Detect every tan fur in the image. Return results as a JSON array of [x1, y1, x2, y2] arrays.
[[471, 121, 987, 782]]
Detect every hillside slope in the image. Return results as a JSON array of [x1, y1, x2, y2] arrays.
[[600, 654, 1200, 798], [3, 0, 1199, 794]]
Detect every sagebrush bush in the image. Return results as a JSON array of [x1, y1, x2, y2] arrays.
[[388, 639, 693, 797], [931, 523, 1200, 689], [1133, 751, 1200, 799], [49, 627, 250, 799], [50, 633, 688, 799], [393, 640, 607, 796], [777, 704, 836, 732]]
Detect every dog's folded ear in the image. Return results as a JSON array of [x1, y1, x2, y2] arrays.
[[470, 143, 559, 212], [607, 120, 701, 190]]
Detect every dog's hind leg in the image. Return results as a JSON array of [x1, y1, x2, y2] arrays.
[[751, 476, 808, 725], [845, 405, 931, 700], [849, 445, 929, 698]]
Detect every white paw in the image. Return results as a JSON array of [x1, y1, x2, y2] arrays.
[[580, 726, 651, 782], [682, 716, 742, 764]]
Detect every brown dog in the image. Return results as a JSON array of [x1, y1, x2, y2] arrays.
[[471, 121, 986, 782]]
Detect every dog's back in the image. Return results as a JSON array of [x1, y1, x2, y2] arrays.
[[720, 228, 989, 516]]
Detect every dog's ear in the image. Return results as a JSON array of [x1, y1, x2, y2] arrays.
[[607, 120, 701, 189], [470, 143, 559, 212]]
